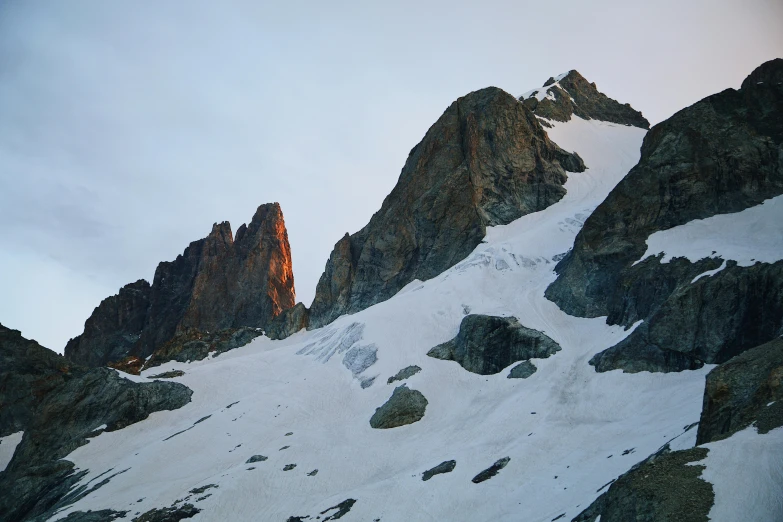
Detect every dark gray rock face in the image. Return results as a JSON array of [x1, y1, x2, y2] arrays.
[[427, 315, 560, 375], [546, 59, 783, 372], [0, 324, 70, 437], [422, 460, 456, 481], [369, 385, 428, 429], [573, 447, 714, 522], [266, 302, 310, 340], [471, 457, 510, 483], [0, 328, 192, 522], [246, 455, 268, 464], [697, 337, 783, 444], [61, 509, 128, 521], [143, 327, 262, 370], [521, 70, 650, 129], [387, 365, 422, 384], [133, 503, 200, 522], [64, 280, 151, 367], [508, 360, 537, 379], [308, 87, 585, 329], [66, 203, 296, 368], [590, 261, 783, 373]]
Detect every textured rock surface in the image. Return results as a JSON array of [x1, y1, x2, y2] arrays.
[[590, 261, 783, 373], [0, 324, 70, 437], [507, 360, 537, 379], [308, 87, 584, 329], [422, 460, 456, 481], [64, 280, 151, 367], [387, 365, 422, 384], [143, 327, 262, 370], [66, 203, 295, 368], [547, 59, 783, 372], [573, 447, 713, 522], [0, 328, 192, 522], [521, 70, 650, 129], [266, 302, 309, 340], [427, 315, 560, 375], [132, 503, 200, 522], [697, 337, 783, 444], [369, 385, 428, 429], [471, 457, 510, 483]]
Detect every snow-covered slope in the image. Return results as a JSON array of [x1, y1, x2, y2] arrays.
[[45, 117, 779, 521]]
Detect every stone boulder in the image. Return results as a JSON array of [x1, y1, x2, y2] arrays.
[[427, 315, 560, 375], [369, 385, 428, 429]]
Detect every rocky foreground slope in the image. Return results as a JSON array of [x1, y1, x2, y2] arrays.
[[64, 203, 295, 371]]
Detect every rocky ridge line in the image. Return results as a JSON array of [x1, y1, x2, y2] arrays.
[[520, 70, 650, 129], [65, 202, 296, 370]]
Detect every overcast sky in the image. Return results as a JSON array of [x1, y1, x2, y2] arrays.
[[1, 0, 781, 352]]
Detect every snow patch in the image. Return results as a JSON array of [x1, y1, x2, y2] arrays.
[[636, 195, 783, 267], [0, 431, 23, 472], [700, 426, 783, 522]]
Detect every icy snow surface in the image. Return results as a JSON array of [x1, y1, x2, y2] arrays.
[[637, 194, 783, 268], [700, 426, 783, 521], [0, 431, 23, 472], [49, 118, 722, 521]]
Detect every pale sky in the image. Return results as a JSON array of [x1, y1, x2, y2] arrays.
[[1, 0, 781, 352]]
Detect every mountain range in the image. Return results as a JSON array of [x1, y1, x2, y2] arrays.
[[1, 59, 781, 522]]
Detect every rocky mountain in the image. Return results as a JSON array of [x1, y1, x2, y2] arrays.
[[64, 202, 295, 370], [0, 325, 192, 522], [521, 69, 650, 129], [308, 86, 586, 328], [546, 58, 783, 372], [2, 61, 782, 522]]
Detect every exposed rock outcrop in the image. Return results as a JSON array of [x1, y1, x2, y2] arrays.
[[143, 327, 262, 371], [427, 315, 560, 375], [266, 303, 309, 340], [422, 460, 456, 481], [0, 324, 70, 438], [590, 261, 783, 373], [369, 385, 428, 429], [573, 447, 714, 522], [0, 327, 192, 522], [508, 360, 537, 379], [546, 59, 783, 372], [308, 87, 585, 328], [387, 365, 422, 384], [521, 70, 650, 129], [64, 280, 151, 367], [65, 203, 295, 368], [471, 457, 510, 484], [697, 337, 783, 444]]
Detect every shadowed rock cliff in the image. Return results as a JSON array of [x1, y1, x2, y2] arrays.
[[65, 203, 295, 368], [308, 86, 585, 328], [0, 325, 192, 522]]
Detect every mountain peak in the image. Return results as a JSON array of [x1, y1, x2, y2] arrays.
[[65, 202, 296, 368], [521, 70, 649, 129]]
